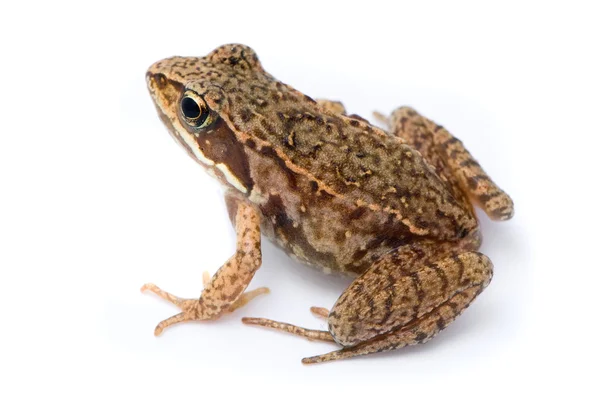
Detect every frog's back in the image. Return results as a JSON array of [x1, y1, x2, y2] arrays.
[[234, 97, 478, 273], [159, 45, 478, 273], [191, 49, 477, 243], [246, 103, 475, 240]]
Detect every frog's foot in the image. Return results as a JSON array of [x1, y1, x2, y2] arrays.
[[142, 199, 268, 336], [140, 283, 199, 335], [142, 283, 269, 335]]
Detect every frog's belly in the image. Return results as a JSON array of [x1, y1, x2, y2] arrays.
[[246, 146, 420, 275], [257, 193, 414, 275]]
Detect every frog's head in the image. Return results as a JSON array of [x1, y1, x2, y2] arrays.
[[146, 44, 266, 194]]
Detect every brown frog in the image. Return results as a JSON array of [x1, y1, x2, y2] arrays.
[[142, 44, 514, 364]]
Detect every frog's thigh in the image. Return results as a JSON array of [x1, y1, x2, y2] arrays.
[[303, 249, 493, 364], [389, 107, 514, 221]]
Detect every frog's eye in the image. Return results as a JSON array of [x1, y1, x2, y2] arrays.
[[180, 90, 212, 128]]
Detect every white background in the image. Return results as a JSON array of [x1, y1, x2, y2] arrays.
[[1, 1, 598, 399]]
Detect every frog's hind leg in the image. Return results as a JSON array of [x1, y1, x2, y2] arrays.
[[141, 200, 269, 335], [386, 107, 514, 221], [244, 244, 492, 364], [308, 247, 493, 364]]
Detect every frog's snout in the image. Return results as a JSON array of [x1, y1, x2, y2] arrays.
[[146, 71, 168, 94]]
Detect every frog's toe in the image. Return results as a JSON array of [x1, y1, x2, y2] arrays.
[[309, 306, 330, 319], [372, 111, 391, 129], [316, 99, 346, 115], [154, 312, 189, 336], [242, 317, 335, 343], [141, 284, 200, 335], [202, 271, 211, 287], [141, 283, 189, 307], [227, 287, 270, 312], [142, 280, 270, 335]]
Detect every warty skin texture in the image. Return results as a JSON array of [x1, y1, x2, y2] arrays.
[[143, 44, 514, 363]]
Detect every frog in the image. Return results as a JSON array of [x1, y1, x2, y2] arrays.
[[142, 44, 514, 364]]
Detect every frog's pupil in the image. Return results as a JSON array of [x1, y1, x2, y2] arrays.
[[182, 97, 201, 119]]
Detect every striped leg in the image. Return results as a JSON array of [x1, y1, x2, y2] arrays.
[[244, 244, 493, 364], [142, 200, 268, 335], [388, 107, 514, 221]]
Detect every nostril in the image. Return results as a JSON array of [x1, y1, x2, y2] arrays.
[[148, 72, 167, 89]]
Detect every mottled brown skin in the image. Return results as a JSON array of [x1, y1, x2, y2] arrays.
[[141, 200, 268, 332], [143, 44, 514, 364]]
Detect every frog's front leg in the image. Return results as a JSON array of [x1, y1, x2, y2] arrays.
[[243, 244, 492, 364], [141, 199, 268, 335]]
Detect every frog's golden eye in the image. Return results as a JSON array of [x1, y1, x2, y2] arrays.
[[180, 90, 212, 128]]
